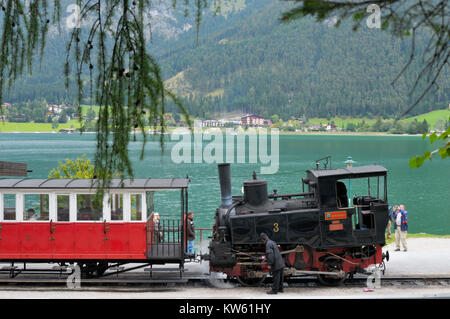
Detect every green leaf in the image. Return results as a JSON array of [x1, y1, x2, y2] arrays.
[[422, 132, 428, 140], [408, 156, 417, 168], [438, 147, 449, 159], [429, 132, 437, 144], [416, 156, 425, 168], [423, 151, 431, 160]]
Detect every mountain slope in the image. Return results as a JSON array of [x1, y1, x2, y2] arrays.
[[157, 0, 449, 119], [2, 0, 448, 120]]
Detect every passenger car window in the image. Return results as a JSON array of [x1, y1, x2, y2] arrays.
[[131, 194, 142, 221], [3, 194, 16, 220], [77, 194, 102, 221], [57, 195, 70, 221], [24, 194, 49, 221], [110, 194, 123, 221]]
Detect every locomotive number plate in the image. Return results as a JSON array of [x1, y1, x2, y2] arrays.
[[325, 211, 347, 220], [273, 223, 280, 232], [329, 223, 344, 231]]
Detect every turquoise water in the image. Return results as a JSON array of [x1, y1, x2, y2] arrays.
[[0, 133, 449, 234]]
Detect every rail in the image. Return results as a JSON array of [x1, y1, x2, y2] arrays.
[[0, 271, 449, 289]]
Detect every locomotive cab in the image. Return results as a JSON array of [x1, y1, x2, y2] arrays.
[[306, 165, 389, 248]]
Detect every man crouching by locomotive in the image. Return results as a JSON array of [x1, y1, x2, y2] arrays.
[[260, 233, 285, 294]]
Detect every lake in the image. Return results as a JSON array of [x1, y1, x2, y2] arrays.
[[0, 132, 449, 234]]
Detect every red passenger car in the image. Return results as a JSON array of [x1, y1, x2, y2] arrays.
[[0, 178, 189, 277]]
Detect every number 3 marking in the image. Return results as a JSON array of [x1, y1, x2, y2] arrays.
[[273, 223, 279, 232]]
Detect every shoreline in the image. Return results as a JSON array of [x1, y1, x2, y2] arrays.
[[274, 131, 421, 137], [0, 129, 423, 137]]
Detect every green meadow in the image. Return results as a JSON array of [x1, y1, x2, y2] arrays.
[[306, 109, 449, 130], [0, 120, 82, 133], [399, 109, 450, 129]]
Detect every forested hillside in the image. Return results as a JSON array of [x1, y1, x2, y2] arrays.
[[158, 0, 449, 119], [2, 0, 448, 120]]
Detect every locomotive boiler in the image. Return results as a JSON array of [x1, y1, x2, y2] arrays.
[[209, 162, 390, 285]]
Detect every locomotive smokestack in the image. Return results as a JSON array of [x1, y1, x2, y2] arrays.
[[218, 163, 232, 208]]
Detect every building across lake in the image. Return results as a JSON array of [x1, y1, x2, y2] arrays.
[[58, 128, 76, 133], [200, 120, 225, 127], [240, 114, 272, 127], [200, 114, 272, 128]]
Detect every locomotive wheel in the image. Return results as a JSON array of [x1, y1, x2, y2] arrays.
[[317, 257, 346, 286], [236, 275, 267, 287]]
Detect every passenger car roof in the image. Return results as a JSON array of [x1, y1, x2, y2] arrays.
[[0, 178, 189, 190]]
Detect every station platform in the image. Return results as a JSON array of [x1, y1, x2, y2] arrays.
[[134, 237, 450, 279], [0, 237, 449, 299], [382, 237, 450, 277]]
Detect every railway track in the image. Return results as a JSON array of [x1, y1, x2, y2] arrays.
[[0, 272, 448, 291]]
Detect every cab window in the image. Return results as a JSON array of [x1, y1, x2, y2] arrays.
[[336, 181, 349, 208]]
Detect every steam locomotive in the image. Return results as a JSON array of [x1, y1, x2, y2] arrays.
[[208, 162, 390, 285]]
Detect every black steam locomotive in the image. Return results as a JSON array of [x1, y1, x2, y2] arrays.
[[208, 162, 390, 285]]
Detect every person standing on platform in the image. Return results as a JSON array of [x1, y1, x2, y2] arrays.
[[394, 205, 408, 251], [260, 233, 285, 294], [386, 205, 396, 239], [153, 213, 163, 243], [186, 211, 195, 256]]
